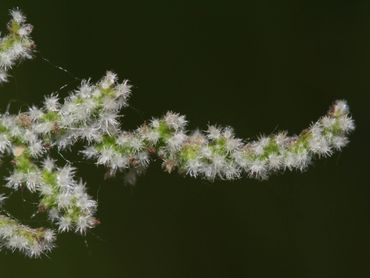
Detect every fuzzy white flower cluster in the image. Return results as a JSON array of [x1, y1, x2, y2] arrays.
[[0, 9, 33, 83], [0, 9, 355, 258], [0, 112, 99, 256], [0, 215, 55, 257]]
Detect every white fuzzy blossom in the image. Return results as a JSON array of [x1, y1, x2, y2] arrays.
[[0, 9, 355, 258]]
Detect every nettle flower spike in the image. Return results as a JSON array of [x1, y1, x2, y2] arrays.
[[0, 9, 355, 257], [0, 9, 33, 83], [83, 99, 354, 181]]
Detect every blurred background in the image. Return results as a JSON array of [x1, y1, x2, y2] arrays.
[[0, 0, 370, 277]]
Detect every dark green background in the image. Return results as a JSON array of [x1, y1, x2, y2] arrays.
[[0, 0, 370, 277]]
